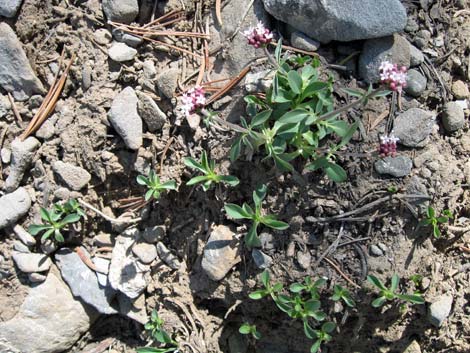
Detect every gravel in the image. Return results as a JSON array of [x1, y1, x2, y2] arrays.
[[451, 80, 469, 99], [375, 156, 413, 177], [0, 187, 31, 230], [405, 69, 427, 97], [442, 102, 465, 133], [393, 108, 436, 147], [156, 68, 179, 98], [4, 137, 40, 192], [409, 43, 424, 66], [52, 161, 91, 191]]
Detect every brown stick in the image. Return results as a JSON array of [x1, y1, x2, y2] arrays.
[[7, 93, 23, 124], [215, 0, 223, 26], [323, 257, 360, 289], [206, 65, 251, 104]]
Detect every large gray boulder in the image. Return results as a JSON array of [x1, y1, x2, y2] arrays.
[[0, 23, 44, 101], [262, 0, 407, 43]]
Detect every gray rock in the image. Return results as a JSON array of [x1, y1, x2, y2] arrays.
[[0, 23, 45, 101], [94, 29, 112, 45], [359, 34, 411, 83], [142, 225, 165, 243], [13, 224, 36, 246], [428, 295, 453, 327], [394, 108, 435, 147], [28, 272, 47, 283], [118, 292, 148, 324], [13, 240, 30, 253], [108, 41, 137, 62], [121, 33, 143, 48], [102, 0, 139, 23], [405, 176, 429, 213], [405, 69, 427, 97], [12, 252, 52, 273], [296, 250, 311, 270], [414, 29, 431, 49], [4, 137, 40, 192], [442, 102, 465, 133], [0, 0, 23, 17], [156, 68, 179, 98], [451, 80, 469, 99], [201, 225, 241, 281], [55, 248, 118, 315], [0, 94, 11, 118], [93, 256, 110, 274], [156, 242, 181, 270], [108, 86, 143, 150], [109, 233, 150, 299], [35, 119, 55, 139], [252, 249, 273, 269], [409, 44, 424, 66], [94, 232, 114, 247], [262, 0, 407, 43], [41, 239, 58, 255], [52, 161, 91, 191], [375, 156, 413, 177], [0, 187, 31, 229], [259, 232, 275, 251], [245, 70, 273, 93], [1, 147, 11, 163], [370, 244, 384, 257], [0, 270, 94, 353], [290, 31, 320, 52], [132, 241, 158, 264], [136, 91, 167, 132]]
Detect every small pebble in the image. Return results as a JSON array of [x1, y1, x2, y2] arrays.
[[132, 242, 158, 264], [108, 42, 137, 62], [28, 272, 47, 283], [252, 249, 273, 269], [13, 240, 30, 253], [428, 295, 453, 327], [442, 102, 465, 133], [405, 69, 427, 97], [370, 244, 384, 257], [452, 80, 469, 99], [13, 224, 36, 246], [142, 226, 165, 243], [296, 251, 311, 270]]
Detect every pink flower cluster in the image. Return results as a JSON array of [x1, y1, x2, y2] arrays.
[[243, 22, 273, 48], [379, 61, 408, 92], [181, 86, 206, 116], [379, 135, 399, 157]]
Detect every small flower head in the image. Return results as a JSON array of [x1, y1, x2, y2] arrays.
[[242, 22, 273, 48], [379, 134, 399, 157], [181, 86, 206, 116], [379, 61, 408, 92]]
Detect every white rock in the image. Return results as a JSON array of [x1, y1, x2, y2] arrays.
[[108, 42, 137, 62], [428, 295, 453, 327], [132, 242, 158, 264], [12, 252, 52, 273], [13, 224, 36, 246]]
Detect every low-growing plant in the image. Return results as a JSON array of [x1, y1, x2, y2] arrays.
[[367, 274, 425, 308], [137, 170, 177, 201], [184, 150, 239, 191], [330, 284, 355, 308], [418, 206, 453, 238], [137, 309, 179, 353], [249, 270, 335, 353], [224, 184, 289, 247], [239, 323, 261, 340], [29, 199, 84, 243]]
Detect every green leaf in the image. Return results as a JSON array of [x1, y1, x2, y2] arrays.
[[41, 228, 55, 242], [253, 184, 267, 210], [277, 109, 310, 124], [327, 120, 350, 137], [289, 283, 305, 293], [273, 154, 294, 172], [54, 230, 65, 243], [303, 321, 316, 339], [249, 289, 269, 300], [136, 348, 175, 353], [275, 39, 282, 64], [433, 225, 441, 238], [186, 175, 209, 186], [436, 216, 449, 223], [145, 189, 154, 201], [230, 137, 242, 162], [29, 224, 52, 235], [367, 275, 387, 291], [325, 163, 347, 183], [61, 213, 81, 225], [184, 157, 206, 174], [343, 295, 356, 308], [305, 299, 321, 312], [261, 216, 289, 230], [342, 87, 364, 98], [260, 270, 270, 288], [301, 65, 316, 81], [253, 330, 261, 340], [287, 70, 303, 94], [251, 110, 272, 127], [239, 324, 252, 334], [219, 175, 240, 187], [427, 207, 435, 218], [303, 81, 329, 98], [311, 310, 326, 321], [242, 203, 255, 216], [391, 274, 399, 293], [40, 208, 52, 223], [396, 294, 425, 304], [310, 340, 322, 353], [370, 89, 392, 98], [337, 121, 358, 148], [322, 322, 336, 333], [224, 204, 252, 219], [136, 175, 149, 186], [245, 224, 261, 248], [161, 180, 177, 190], [371, 296, 387, 308], [155, 330, 173, 344]]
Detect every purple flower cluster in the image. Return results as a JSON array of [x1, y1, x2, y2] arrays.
[[181, 86, 206, 116], [379, 61, 408, 92], [243, 22, 273, 48], [379, 135, 399, 157]]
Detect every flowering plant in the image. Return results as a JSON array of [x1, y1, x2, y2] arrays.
[[243, 22, 273, 48], [379, 135, 399, 157], [379, 61, 407, 92], [181, 86, 206, 116]]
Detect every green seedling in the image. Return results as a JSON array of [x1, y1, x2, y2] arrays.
[[409, 274, 423, 288], [137, 170, 177, 201], [305, 321, 336, 353], [137, 310, 178, 353], [239, 323, 261, 340], [249, 269, 284, 300], [29, 200, 83, 243], [184, 150, 239, 191], [367, 274, 425, 308], [224, 184, 289, 247], [330, 284, 355, 308], [419, 206, 453, 238]]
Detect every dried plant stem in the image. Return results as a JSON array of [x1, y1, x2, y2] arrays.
[[78, 199, 141, 224], [323, 257, 361, 288], [206, 65, 251, 104], [215, 0, 223, 26], [7, 93, 23, 124]]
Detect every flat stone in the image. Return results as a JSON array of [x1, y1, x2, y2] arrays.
[[52, 161, 91, 191], [142, 225, 165, 243], [290, 31, 320, 52], [121, 33, 143, 48], [442, 102, 465, 133], [375, 156, 413, 178], [94, 232, 114, 247], [118, 292, 148, 325], [428, 295, 453, 327], [405, 69, 427, 97], [201, 225, 241, 281], [156, 242, 181, 270], [252, 249, 273, 269], [102, 0, 139, 24], [359, 34, 411, 83], [393, 108, 436, 147], [263, 0, 407, 43], [451, 80, 469, 99], [13, 240, 30, 253], [0, 187, 31, 230], [0, 94, 11, 118], [132, 241, 158, 264], [55, 248, 118, 315], [12, 252, 52, 273], [109, 233, 150, 299], [0, 270, 94, 353], [0, 23, 45, 100], [370, 244, 384, 257], [13, 224, 36, 246], [136, 91, 167, 132], [409, 43, 424, 66], [0, 0, 23, 17], [93, 256, 110, 274], [4, 137, 40, 192], [108, 41, 137, 62], [108, 86, 143, 150], [156, 68, 179, 98]]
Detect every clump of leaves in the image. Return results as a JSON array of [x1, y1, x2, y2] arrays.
[[224, 184, 289, 247], [137, 310, 178, 353], [184, 150, 239, 191], [419, 206, 453, 238], [137, 170, 177, 201], [250, 270, 335, 353], [29, 199, 84, 243], [239, 323, 261, 340], [330, 284, 355, 308], [367, 274, 425, 308]]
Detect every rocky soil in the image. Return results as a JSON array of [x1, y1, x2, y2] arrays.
[[0, 0, 469, 353]]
